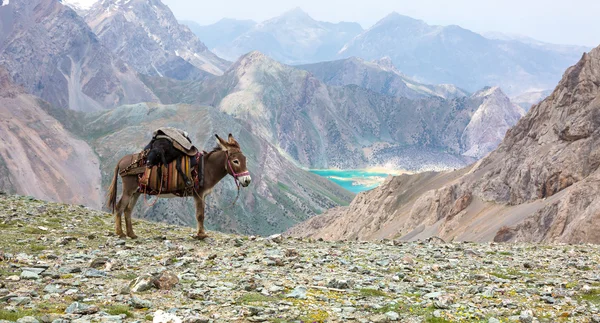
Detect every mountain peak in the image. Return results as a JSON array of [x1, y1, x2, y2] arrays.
[[473, 86, 504, 98], [281, 7, 311, 19]]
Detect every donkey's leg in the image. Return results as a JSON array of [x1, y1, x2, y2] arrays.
[[193, 196, 208, 240], [124, 192, 140, 239], [114, 197, 127, 238]]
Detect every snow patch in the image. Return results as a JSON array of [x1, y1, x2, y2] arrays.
[[61, 0, 98, 11], [1, 0, 9, 6]]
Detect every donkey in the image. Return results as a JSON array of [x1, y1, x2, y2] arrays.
[[106, 134, 251, 239]]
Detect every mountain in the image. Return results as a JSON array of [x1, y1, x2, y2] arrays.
[[84, 0, 230, 80], [0, 67, 102, 208], [483, 31, 591, 55], [143, 51, 523, 171], [60, 0, 97, 15], [511, 89, 552, 111], [213, 8, 363, 64], [297, 56, 469, 99], [287, 45, 600, 244], [338, 13, 587, 95], [0, 0, 158, 111], [85, 103, 353, 235], [461, 87, 525, 159], [182, 18, 256, 50]]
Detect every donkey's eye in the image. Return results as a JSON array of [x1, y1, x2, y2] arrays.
[[233, 160, 240, 165]]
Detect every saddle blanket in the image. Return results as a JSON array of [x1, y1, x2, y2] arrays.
[[138, 156, 194, 196]]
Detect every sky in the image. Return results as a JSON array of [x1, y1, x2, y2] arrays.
[[162, 0, 600, 47]]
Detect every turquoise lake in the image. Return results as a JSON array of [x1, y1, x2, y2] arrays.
[[310, 169, 394, 193]]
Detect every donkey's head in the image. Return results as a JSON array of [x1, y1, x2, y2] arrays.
[[216, 133, 251, 187]]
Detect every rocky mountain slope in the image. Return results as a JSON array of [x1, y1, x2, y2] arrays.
[[1, 194, 599, 323], [182, 18, 257, 51], [84, 0, 229, 81], [0, 0, 157, 112], [338, 13, 587, 95], [297, 56, 469, 99], [143, 52, 523, 171], [213, 8, 363, 64], [0, 68, 102, 208], [287, 45, 600, 244], [85, 103, 353, 236]]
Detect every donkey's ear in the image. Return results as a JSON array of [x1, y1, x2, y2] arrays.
[[228, 133, 237, 144], [215, 134, 228, 150]]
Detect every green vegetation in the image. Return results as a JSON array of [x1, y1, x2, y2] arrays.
[[236, 292, 278, 304], [359, 288, 389, 297], [578, 289, 600, 304], [106, 304, 133, 318], [0, 309, 36, 321]]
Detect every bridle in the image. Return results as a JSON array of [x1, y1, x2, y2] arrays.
[[225, 150, 250, 189]]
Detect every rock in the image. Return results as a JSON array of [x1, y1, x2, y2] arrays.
[[183, 316, 209, 323], [369, 314, 389, 323], [89, 257, 109, 268], [16, 317, 39, 323], [153, 310, 182, 323], [65, 302, 99, 315], [43, 284, 64, 294], [285, 286, 307, 299], [268, 234, 283, 244], [154, 271, 179, 290], [488, 318, 501, 323], [59, 266, 81, 274], [385, 311, 399, 321], [8, 296, 32, 305], [20, 270, 40, 280], [130, 274, 156, 293], [327, 279, 352, 289], [129, 296, 153, 309], [85, 268, 106, 277], [519, 310, 534, 323]]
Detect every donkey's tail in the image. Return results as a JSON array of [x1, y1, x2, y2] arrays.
[[106, 163, 119, 213]]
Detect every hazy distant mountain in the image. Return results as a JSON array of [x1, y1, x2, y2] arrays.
[[213, 8, 363, 64], [0, 0, 158, 111], [483, 31, 591, 54], [338, 13, 587, 95], [511, 89, 553, 111], [143, 51, 523, 170], [182, 18, 256, 50], [297, 56, 469, 99], [85, 0, 230, 80]]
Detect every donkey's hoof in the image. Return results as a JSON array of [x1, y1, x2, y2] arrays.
[[193, 233, 209, 240], [127, 234, 138, 239], [117, 233, 127, 239]]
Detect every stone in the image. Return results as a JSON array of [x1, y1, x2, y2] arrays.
[[16, 317, 39, 323], [268, 234, 283, 244], [130, 274, 156, 293], [43, 284, 64, 294], [327, 279, 352, 289], [385, 311, 399, 321], [154, 271, 179, 290], [285, 286, 307, 299], [129, 297, 153, 309], [153, 310, 182, 323], [85, 268, 106, 277], [89, 257, 109, 268], [20, 270, 40, 280], [65, 302, 99, 315]]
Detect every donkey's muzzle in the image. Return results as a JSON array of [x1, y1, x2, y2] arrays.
[[239, 175, 251, 187]]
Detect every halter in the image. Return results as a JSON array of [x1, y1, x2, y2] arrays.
[[225, 150, 250, 189]]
